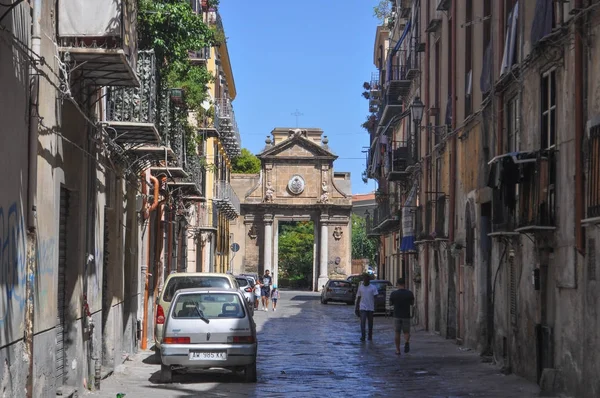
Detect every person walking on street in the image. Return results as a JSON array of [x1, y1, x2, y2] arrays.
[[253, 281, 261, 310], [271, 285, 279, 311], [389, 278, 415, 355], [355, 273, 379, 341], [261, 270, 272, 311]]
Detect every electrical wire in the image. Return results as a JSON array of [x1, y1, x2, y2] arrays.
[[0, 0, 23, 23]]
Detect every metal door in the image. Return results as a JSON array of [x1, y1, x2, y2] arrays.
[[56, 187, 69, 385]]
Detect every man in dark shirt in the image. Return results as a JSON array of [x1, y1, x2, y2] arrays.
[[389, 278, 414, 355], [260, 270, 272, 312]]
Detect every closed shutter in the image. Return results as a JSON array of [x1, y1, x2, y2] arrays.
[[56, 187, 69, 385]]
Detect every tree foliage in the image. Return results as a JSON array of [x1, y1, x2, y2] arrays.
[[351, 214, 378, 264], [373, 0, 392, 23], [278, 222, 314, 284], [231, 148, 261, 174], [138, 0, 216, 113]]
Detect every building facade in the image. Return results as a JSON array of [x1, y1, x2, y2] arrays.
[[0, 0, 235, 395], [188, 3, 241, 275], [364, 1, 600, 396], [230, 128, 353, 291]]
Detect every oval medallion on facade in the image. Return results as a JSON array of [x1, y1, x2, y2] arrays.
[[287, 175, 305, 195]]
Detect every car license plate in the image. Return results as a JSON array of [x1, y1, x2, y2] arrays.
[[188, 351, 227, 361]]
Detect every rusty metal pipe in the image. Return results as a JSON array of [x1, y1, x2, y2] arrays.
[[141, 174, 159, 350]]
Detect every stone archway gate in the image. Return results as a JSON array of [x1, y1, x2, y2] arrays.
[[230, 128, 353, 291]]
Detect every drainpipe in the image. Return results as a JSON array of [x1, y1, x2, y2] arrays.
[[423, 0, 430, 331], [496, 0, 505, 156], [574, 0, 585, 254], [449, 0, 458, 339], [140, 175, 159, 350], [25, 1, 42, 396], [166, 205, 173, 276]]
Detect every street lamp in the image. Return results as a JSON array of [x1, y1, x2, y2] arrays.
[[411, 96, 424, 125]]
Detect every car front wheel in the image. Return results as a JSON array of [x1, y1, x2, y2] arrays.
[[244, 361, 257, 383], [160, 364, 172, 383]]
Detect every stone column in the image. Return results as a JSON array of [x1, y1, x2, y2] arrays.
[[263, 214, 273, 274], [272, 218, 279, 287], [318, 215, 329, 291]]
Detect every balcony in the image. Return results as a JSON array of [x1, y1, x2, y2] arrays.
[[515, 151, 556, 232], [487, 150, 552, 236], [386, 140, 416, 182], [214, 180, 240, 219], [58, 0, 138, 87], [189, 47, 211, 65], [406, 48, 420, 80], [368, 72, 382, 112], [370, 196, 400, 233], [195, 201, 219, 231], [105, 51, 160, 145], [215, 98, 242, 158], [386, 63, 411, 100]]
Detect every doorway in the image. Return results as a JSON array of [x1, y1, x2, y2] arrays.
[[277, 221, 315, 289]]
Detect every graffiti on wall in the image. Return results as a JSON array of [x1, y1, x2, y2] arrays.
[[0, 202, 27, 344], [36, 237, 56, 318]]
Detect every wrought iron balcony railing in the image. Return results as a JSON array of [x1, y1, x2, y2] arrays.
[[196, 200, 219, 231], [58, 0, 138, 87], [516, 151, 556, 231], [214, 180, 240, 219], [215, 98, 242, 158], [105, 50, 160, 145], [386, 140, 416, 181]]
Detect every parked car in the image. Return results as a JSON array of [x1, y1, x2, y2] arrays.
[[235, 276, 255, 304], [321, 279, 354, 305], [160, 287, 257, 383], [370, 279, 393, 312], [154, 272, 240, 349]]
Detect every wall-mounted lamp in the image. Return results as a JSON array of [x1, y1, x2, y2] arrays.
[[411, 96, 424, 125]]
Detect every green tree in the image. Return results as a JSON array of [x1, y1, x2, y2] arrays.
[[351, 214, 378, 264], [373, 0, 392, 24], [231, 148, 261, 174], [278, 222, 314, 286]]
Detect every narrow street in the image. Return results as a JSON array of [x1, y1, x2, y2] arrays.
[[87, 291, 544, 398]]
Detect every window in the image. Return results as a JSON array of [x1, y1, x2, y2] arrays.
[[172, 293, 245, 319], [163, 276, 233, 302], [465, 0, 473, 117], [587, 122, 600, 218], [541, 70, 556, 149], [506, 96, 519, 152]]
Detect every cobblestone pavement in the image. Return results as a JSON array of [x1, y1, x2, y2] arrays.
[[86, 291, 547, 398]]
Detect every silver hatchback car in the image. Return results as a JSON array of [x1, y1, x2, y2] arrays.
[[160, 288, 258, 383]]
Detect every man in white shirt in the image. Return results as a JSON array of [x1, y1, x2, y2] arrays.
[[355, 274, 379, 341]]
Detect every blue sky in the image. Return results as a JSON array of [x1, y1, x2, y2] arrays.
[[219, 0, 379, 194]]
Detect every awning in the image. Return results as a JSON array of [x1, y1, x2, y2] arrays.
[[400, 184, 418, 252], [487, 150, 539, 166]]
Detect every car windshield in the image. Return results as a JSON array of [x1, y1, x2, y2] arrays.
[[372, 281, 392, 290], [163, 277, 232, 302], [330, 281, 351, 288], [236, 278, 249, 287], [171, 293, 245, 319]]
